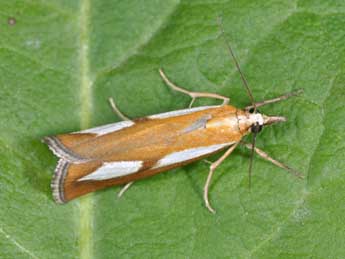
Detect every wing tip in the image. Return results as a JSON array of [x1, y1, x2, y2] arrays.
[[51, 159, 69, 204], [42, 135, 86, 163], [42, 136, 58, 154]]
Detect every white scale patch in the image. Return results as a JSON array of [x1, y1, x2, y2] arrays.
[[153, 142, 234, 169], [78, 161, 143, 181], [148, 105, 219, 119], [76, 120, 134, 136], [249, 113, 264, 125], [73, 106, 219, 136], [237, 113, 264, 128]]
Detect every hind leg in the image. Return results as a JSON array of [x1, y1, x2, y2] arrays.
[[107, 97, 135, 197], [117, 182, 134, 198], [108, 97, 131, 121]]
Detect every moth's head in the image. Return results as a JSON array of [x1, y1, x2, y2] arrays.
[[246, 108, 286, 134]]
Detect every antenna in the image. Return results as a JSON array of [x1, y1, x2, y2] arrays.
[[217, 16, 258, 187], [217, 16, 257, 112], [248, 131, 257, 188]]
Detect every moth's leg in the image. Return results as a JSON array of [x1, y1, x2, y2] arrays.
[[108, 97, 131, 121], [117, 181, 134, 198], [204, 142, 239, 214], [159, 69, 229, 108], [245, 89, 303, 111], [203, 159, 212, 165], [241, 142, 303, 179], [107, 99, 135, 197]]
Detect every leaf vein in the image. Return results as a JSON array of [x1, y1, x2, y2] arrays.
[[0, 225, 40, 259]]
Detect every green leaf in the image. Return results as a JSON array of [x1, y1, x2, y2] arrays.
[[1, 1, 345, 258]]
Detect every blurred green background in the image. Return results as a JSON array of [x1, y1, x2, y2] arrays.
[[1, 1, 345, 258]]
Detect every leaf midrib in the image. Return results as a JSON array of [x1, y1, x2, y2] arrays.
[[78, 0, 93, 259]]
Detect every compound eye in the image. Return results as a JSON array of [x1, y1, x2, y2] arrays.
[[249, 107, 260, 114], [251, 123, 263, 133]]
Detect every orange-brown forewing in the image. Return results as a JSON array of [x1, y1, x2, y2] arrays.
[[44, 105, 249, 203]]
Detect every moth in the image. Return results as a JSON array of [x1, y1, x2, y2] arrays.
[[43, 21, 302, 213]]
